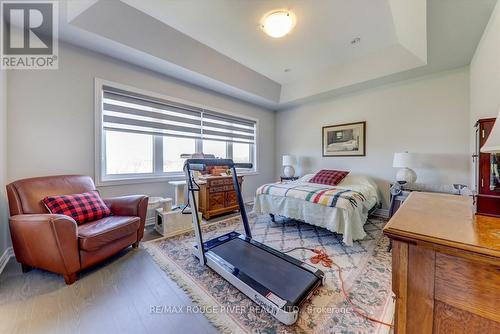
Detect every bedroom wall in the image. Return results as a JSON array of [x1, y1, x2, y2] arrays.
[[0, 69, 10, 256], [276, 68, 470, 208], [470, 1, 500, 189], [7, 42, 276, 202]]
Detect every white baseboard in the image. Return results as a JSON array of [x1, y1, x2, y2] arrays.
[[372, 208, 390, 219], [0, 247, 14, 276], [145, 217, 156, 227]]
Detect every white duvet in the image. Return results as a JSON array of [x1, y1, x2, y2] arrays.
[[253, 174, 379, 246]]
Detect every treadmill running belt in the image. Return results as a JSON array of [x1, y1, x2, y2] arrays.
[[209, 238, 319, 305]]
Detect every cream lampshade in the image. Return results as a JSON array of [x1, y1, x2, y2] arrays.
[[282, 155, 296, 177], [393, 152, 418, 184], [481, 109, 500, 153]]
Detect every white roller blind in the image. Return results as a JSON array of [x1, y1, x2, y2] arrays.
[[103, 86, 203, 139], [202, 110, 256, 144], [102, 86, 256, 144]]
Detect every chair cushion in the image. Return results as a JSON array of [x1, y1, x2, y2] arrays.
[[43, 190, 111, 224], [309, 169, 350, 186], [78, 216, 140, 251]]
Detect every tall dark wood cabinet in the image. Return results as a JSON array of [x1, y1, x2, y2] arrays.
[[475, 118, 500, 217]]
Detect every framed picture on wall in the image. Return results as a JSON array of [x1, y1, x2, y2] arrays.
[[322, 121, 366, 157]]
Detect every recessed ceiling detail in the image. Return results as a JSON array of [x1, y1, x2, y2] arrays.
[[63, 0, 497, 109]]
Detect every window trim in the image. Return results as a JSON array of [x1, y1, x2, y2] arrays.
[[94, 78, 259, 186]]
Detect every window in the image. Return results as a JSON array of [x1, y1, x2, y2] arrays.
[[163, 137, 196, 173], [105, 131, 153, 175], [232, 142, 252, 164], [97, 82, 257, 183], [202, 140, 227, 159]]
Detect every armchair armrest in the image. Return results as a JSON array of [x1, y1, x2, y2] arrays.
[[104, 195, 148, 240], [9, 214, 80, 275]]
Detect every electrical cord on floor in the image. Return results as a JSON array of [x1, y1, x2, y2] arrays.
[[282, 246, 394, 328]]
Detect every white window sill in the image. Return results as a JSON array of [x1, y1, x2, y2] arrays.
[[97, 170, 259, 187], [238, 170, 259, 176]]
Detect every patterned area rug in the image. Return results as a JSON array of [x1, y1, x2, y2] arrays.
[[144, 214, 394, 334]]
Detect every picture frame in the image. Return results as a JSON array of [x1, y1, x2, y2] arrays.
[[322, 121, 366, 157]]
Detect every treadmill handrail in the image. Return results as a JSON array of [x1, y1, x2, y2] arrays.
[[184, 158, 253, 170]]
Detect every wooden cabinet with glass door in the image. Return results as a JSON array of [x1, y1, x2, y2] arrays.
[[475, 118, 500, 217]]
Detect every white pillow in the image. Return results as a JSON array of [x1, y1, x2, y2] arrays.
[[297, 173, 316, 182]]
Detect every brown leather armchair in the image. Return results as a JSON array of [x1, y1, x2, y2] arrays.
[[6, 175, 148, 285]]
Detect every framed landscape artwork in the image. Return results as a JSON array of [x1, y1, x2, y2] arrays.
[[322, 121, 366, 157]]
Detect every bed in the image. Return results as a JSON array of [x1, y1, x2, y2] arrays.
[[253, 174, 379, 246]]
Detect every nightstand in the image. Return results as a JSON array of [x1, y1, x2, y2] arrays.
[[389, 188, 411, 217], [388, 184, 411, 252], [280, 176, 299, 182]]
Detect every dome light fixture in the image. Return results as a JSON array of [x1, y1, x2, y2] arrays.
[[261, 10, 296, 38]]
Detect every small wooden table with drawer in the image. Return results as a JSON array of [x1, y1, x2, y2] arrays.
[[384, 192, 500, 333], [198, 175, 243, 220]]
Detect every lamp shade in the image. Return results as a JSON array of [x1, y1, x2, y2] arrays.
[[393, 152, 418, 168], [481, 109, 500, 153], [282, 155, 296, 166]]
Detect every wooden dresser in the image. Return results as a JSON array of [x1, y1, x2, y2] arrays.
[[198, 175, 243, 219], [384, 192, 500, 333]]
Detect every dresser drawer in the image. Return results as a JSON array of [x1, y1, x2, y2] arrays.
[[209, 186, 226, 193], [208, 179, 226, 187], [208, 184, 241, 193], [435, 252, 500, 322], [225, 191, 238, 207], [208, 178, 239, 187], [208, 193, 225, 210]]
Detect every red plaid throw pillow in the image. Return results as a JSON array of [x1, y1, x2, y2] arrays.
[[309, 170, 349, 186], [42, 190, 111, 224]]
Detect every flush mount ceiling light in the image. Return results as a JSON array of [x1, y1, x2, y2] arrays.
[[261, 10, 296, 38]]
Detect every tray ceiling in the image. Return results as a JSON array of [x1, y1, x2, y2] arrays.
[[60, 0, 497, 109]]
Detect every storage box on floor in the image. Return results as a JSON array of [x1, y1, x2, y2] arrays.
[[155, 208, 199, 236], [146, 197, 173, 226]]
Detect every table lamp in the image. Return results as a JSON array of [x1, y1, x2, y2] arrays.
[[282, 155, 296, 177], [481, 108, 500, 153], [393, 152, 418, 184]]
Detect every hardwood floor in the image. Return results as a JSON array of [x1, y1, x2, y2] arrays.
[[0, 244, 219, 334], [0, 207, 252, 333]]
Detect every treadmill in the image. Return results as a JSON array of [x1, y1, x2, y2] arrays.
[[184, 159, 325, 325]]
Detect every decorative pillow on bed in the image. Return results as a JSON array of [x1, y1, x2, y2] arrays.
[[42, 190, 111, 224], [309, 169, 349, 186]]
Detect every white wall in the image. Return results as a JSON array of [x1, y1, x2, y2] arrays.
[[0, 69, 9, 255], [276, 68, 470, 207], [7, 42, 275, 202], [470, 1, 500, 188]]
